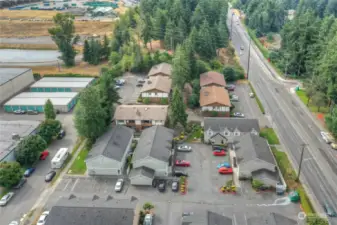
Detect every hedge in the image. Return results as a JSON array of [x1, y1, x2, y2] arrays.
[[248, 81, 265, 114]]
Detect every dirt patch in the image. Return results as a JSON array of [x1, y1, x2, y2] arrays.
[[259, 33, 281, 50], [217, 47, 237, 65], [0, 43, 83, 51], [0, 20, 113, 38], [27, 61, 109, 76], [0, 9, 58, 19]]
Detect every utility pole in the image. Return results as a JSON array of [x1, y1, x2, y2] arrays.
[[246, 37, 251, 79], [296, 144, 307, 181], [230, 12, 234, 40]]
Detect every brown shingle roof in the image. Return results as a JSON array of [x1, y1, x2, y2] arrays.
[[200, 71, 226, 87], [114, 105, 168, 121], [148, 63, 172, 77], [199, 86, 231, 106], [141, 76, 172, 93]]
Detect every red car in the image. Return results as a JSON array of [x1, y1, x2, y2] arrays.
[[175, 160, 191, 167], [218, 167, 233, 174], [40, 150, 49, 160], [213, 150, 226, 156]]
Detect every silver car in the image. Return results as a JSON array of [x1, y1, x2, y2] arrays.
[[0, 192, 14, 206], [144, 214, 153, 225], [114, 178, 124, 192], [177, 145, 192, 152], [9, 221, 18, 225]]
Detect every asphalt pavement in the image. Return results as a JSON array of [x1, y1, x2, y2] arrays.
[[0, 112, 77, 225], [228, 8, 337, 224]]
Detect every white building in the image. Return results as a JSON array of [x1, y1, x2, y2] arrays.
[[30, 77, 95, 92], [0, 68, 34, 104], [4, 92, 78, 113]]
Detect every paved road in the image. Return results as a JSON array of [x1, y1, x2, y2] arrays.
[[228, 8, 337, 224], [0, 112, 77, 225]]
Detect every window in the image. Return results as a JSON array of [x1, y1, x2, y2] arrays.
[[224, 132, 230, 136], [127, 120, 135, 123], [234, 132, 240, 136], [142, 120, 151, 123]]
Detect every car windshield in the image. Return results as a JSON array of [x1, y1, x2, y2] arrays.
[[116, 182, 121, 187]]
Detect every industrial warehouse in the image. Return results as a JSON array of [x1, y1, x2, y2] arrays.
[[4, 92, 78, 113], [30, 77, 95, 92], [0, 68, 34, 104]]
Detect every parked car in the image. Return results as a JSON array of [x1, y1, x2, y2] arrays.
[[0, 192, 14, 206], [218, 167, 233, 174], [171, 181, 179, 192], [213, 150, 226, 156], [40, 150, 49, 160], [13, 178, 27, 189], [177, 145, 192, 152], [320, 131, 333, 144], [116, 79, 125, 85], [233, 112, 245, 118], [249, 92, 255, 98], [37, 211, 49, 225], [13, 109, 25, 114], [323, 203, 337, 217], [115, 85, 121, 89], [27, 110, 39, 115], [143, 214, 153, 225], [217, 162, 231, 169], [331, 143, 337, 150], [226, 84, 236, 91], [114, 178, 124, 192], [57, 129, 66, 139], [174, 171, 188, 177], [45, 171, 56, 182], [136, 83, 144, 87], [158, 181, 166, 192], [231, 95, 239, 102], [8, 221, 18, 225], [24, 168, 36, 177], [137, 78, 146, 83], [175, 160, 191, 167]]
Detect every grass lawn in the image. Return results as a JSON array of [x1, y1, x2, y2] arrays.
[[68, 148, 89, 175], [260, 128, 280, 145], [186, 128, 203, 142], [296, 90, 329, 114]]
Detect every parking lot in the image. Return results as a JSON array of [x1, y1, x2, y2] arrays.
[[118, 73, 146, 104], [230, 82, 270, 127], [0, 110, 77, 225]]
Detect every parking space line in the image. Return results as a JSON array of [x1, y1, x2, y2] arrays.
[[244, 214, 248, 225], [62, 179, 72, 191], [233, 214, 237, 225], [71, 178, 79, 192]]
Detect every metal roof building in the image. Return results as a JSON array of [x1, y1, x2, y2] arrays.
[[0, 120, 40, 162], [4, 92, 78, 113], [0, 68, 34, 104], [30, 77, 95, 92]]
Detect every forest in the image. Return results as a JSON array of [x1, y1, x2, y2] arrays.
[[234, 0, 337, 137]]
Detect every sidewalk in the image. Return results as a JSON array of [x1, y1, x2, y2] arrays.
[[20, 140, 86, 225]]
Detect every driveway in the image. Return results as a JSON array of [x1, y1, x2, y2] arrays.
[[118, 73, 145, 104], [0, 112, 77, 225]]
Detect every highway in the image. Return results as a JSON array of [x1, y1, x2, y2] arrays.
[[227, 8, 337, 224]]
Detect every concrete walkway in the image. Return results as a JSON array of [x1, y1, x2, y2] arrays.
[[20, 140, 86, 225], [229, 149, 240, 188]]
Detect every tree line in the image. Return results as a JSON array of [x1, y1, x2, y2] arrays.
[[236, 0, 337, 136]]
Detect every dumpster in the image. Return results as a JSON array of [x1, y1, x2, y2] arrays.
[[289, 190, 300, 202]]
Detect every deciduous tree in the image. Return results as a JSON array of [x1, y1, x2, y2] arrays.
[[0, 162, 23, 188], [48, 13, 79, 67], [38, 119, 62, 144], [15, 135, 47, 166]]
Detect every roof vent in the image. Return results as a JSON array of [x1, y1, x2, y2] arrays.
[[204, 91, 209, 96], [145, 108, 148, 111], [12, 133, 20, 140], [147, 80, 152, 84]]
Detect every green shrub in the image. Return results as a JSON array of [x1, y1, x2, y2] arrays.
[[223, 66, 236, 82], [160, 98, 168, 105], [143, 97, 150, 104], [33, 73, 41, 80], [143, 202, 154, 210], [252, 179, 264, 189], [297, 187, 314, 214], [188, 93, 199, 108], [211, 111, 218, 117], [267, 33, 274, 42], [44, 73, 97, 78]]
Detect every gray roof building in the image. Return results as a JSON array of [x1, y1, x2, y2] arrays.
[[129, 166, 155, 180], [247, 212, 298, 225], [204, 118, 260, 133], [0, 68, 31, 86], [181, 211, 233, 225], [234, 133, 279, 186], [45, 196, 136, 225], [132, 126, 174, 163], [87, 125, 134, 162], [0, 120, 40, 162], [148, 63, 172, 77]]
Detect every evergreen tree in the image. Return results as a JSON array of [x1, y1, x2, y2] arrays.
[[152, 9, 168, 41], [197, 20, 215, 59], [101, 35, 110, 60], [172, 45, 190, 89], [83, 39, 90, 62], [164, 19, 176, 50], [44, 99, 56, 120], [169, 87, 188, 127]]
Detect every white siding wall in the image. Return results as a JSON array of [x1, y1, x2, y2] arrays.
[[152, 120, 164, 125], [201, 106, 229, 112], [116, 120, 126, 125], [0, 69, 34, 104], [141, 92, 168, 98], [133, 158, 168, 176], [86, 155, 122, 176]]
